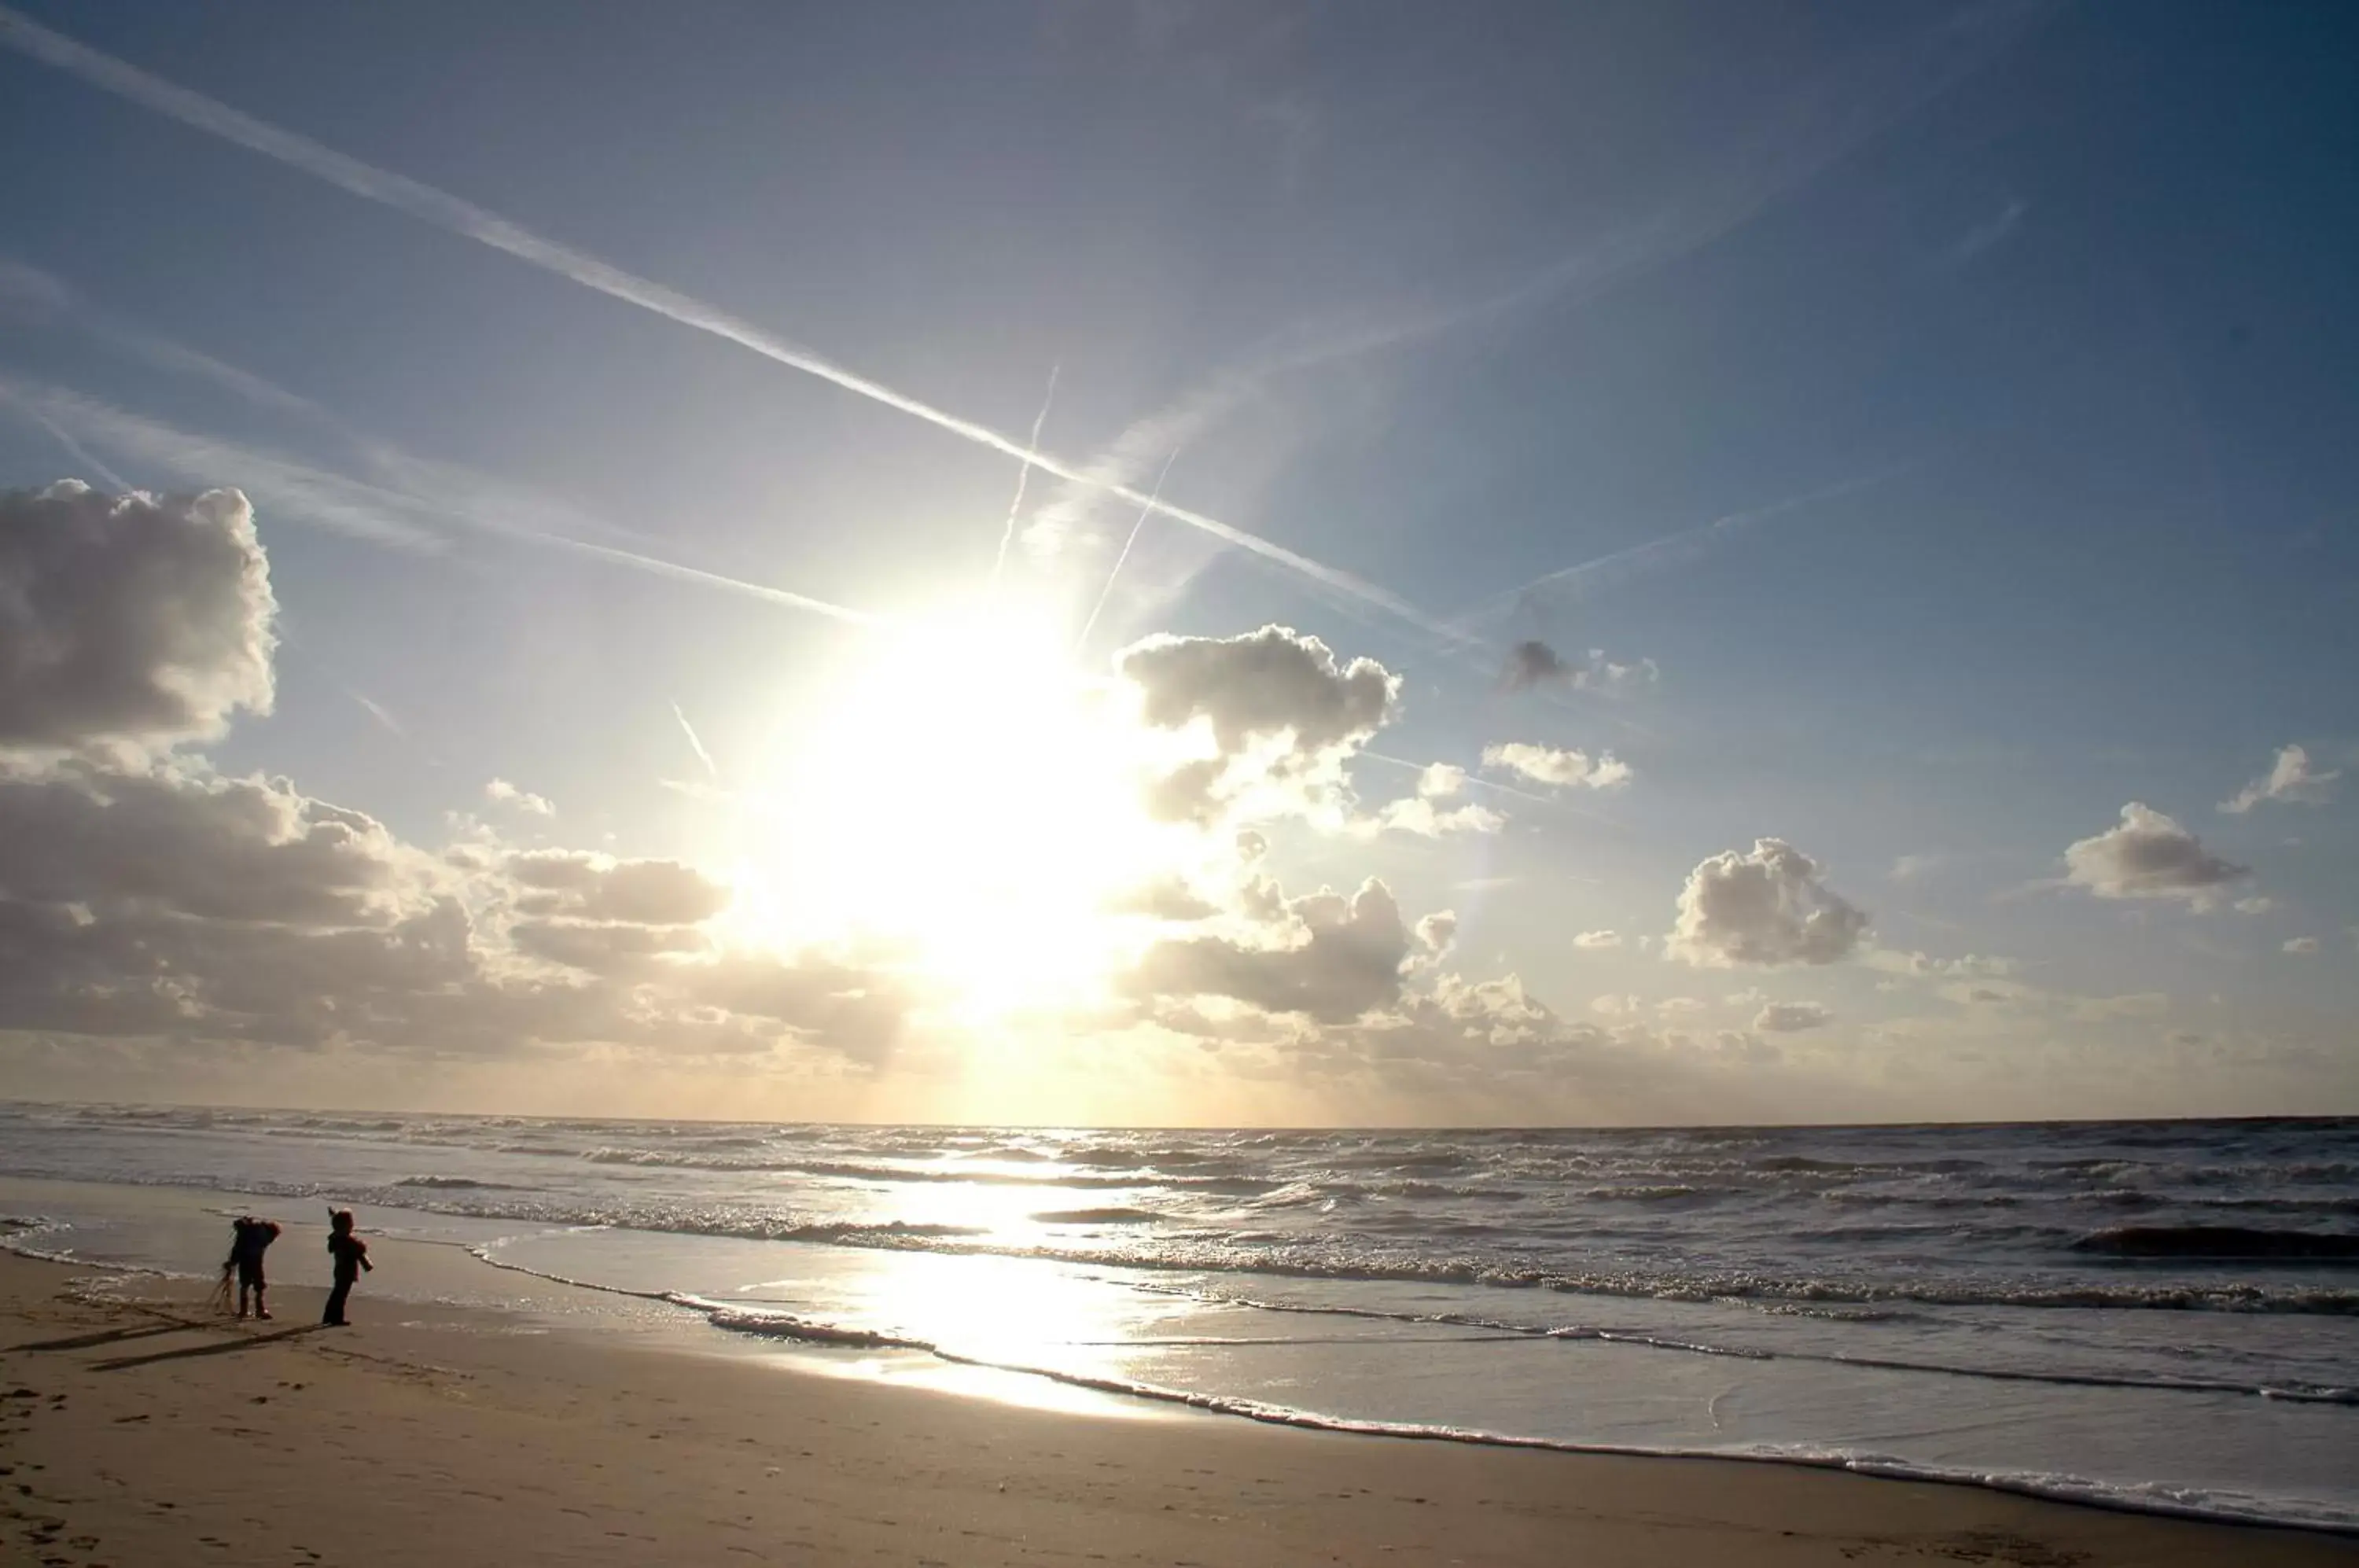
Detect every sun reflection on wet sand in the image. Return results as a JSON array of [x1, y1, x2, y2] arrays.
[[731, 1250, 1205, 1420]]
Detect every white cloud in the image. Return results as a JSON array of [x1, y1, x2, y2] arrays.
[[1669, 839, 1869, 967], [2220, 745, 2339, 814], [484, 778, 555, 817], [2234, 897, 2275, 916], [1573, 929, 1623, 949], [1415, 763, 1465, 799], [2283, 937, 2320, 955], [2063, 804, 2248, 907], [1889, 852, 1945, 882], [1364, 795, 1504, 839], [1863, 948, 2018, 980], [0, 482, 274, 753], [1656, 996, 1706, 1014], [1590, 994, 1643, 1016], [1481, 742, 1631, 791], [1754, 1002, 1831, 1032]]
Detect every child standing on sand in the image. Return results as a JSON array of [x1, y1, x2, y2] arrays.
[[323, 1209, 373, 1327], [223, 1215, 281, 1320]]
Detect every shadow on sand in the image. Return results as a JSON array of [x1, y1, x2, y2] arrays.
[[5, 1321, 196, 1354], [94, 1323, 332, 1371]]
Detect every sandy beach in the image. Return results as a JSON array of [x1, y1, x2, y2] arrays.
[[2, 1250, 2351, 1568]]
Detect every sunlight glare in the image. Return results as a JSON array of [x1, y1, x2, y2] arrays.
[[738, 598, 1179, 1017]]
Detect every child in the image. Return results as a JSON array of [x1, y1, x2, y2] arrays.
[[323, 1209, 373, 1327], [223, 1215, 281, 1320]]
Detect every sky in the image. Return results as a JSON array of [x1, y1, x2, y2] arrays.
[[0, 0, 2353, 1125]]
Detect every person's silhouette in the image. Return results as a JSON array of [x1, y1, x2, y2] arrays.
[[322, 1209, 373, 1327], [223, 1216, 281, 1320]]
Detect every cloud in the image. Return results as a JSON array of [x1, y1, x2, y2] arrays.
[[1863, 948, 2018, 981], [1365, 796, 1505, 838], [1669, 839, 1870, 967], [0, 753, 910, 1066], [0, 482, 275, 753], [1754, 1002, 1831, 1032], [484, 778, 554, 817], [2063, 804, 2248, 906], [1481, 742, 1632, 791], [506, 851, 731, 926], [1573, 929, 1623, 949], [2065, 992, 2169, 1023], [1496, 641, 1659, 695], [1104, 877, 1220, 923], [1890, 852, 1945, 882], [1417, 764, 1467, 799], [2233, 897, 2275, 916], [2283, 937, 2320, 955], [1124, 877, 1413, 1024], [1118, 625, 1400, 824], [2221, 745, 2340, 814]]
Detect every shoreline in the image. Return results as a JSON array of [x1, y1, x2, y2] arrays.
[[3, 1250, 2356, 1565], [6, 1171, 2357, 1540]]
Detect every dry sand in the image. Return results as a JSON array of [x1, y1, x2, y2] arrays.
[[2, 1251, 2352, 1567]]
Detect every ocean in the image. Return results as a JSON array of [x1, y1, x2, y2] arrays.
[[2, 1103, 2353, 1531]]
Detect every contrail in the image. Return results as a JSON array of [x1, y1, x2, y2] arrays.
[[670, 701, 720, 778], [1454, 462, 1919, 628], [991, 361, 1058, 583], [12, 403, 130, 491], [3, 373, 889, 628], [1361, 751, 1555, 807], [1073, 448, 1178, 658], [0, 9, 1444, 637]]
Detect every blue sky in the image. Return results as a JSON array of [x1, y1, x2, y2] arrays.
[[0, 0, 2352, 1121]]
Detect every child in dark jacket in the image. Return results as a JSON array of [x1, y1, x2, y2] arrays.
[[323, 1209, 373, 1327], [224, 1215, 281, 1320]]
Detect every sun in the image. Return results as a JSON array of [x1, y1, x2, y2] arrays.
[[731, 597, 1180, 1018]]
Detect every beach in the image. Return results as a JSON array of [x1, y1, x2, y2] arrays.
[[2, 1248, 2353, 1567]]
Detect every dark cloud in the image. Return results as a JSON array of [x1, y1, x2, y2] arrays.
[[507, 851, 732, 925], [1496, 639, 1658, 696], [0, 761, 411, 926], [1118, 625, 1399, 824], [0, 482, 274, 751], [1126, 878, 1411, 1023]]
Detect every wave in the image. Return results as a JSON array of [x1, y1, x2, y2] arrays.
[[2072, 1225, 2359, 1261], [393, 1176, 530, 1191], [1029, 1207, 1161, 1225], [671, 1299, 2358, 1533], [10, 1161, 2359, 1316]]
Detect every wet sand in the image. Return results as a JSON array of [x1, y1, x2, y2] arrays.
[[1, 1251, 2351, 1567]]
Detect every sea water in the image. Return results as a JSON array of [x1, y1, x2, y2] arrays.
[[2, 1103, 2353, 1530]]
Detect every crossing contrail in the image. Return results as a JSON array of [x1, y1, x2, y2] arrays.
[[2, 373, 890, 628], [670, 701, 720, 779], [992, 362, 1058, 583], [1073, 448, 1179, 657], [0, 7, 1446, 638]]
